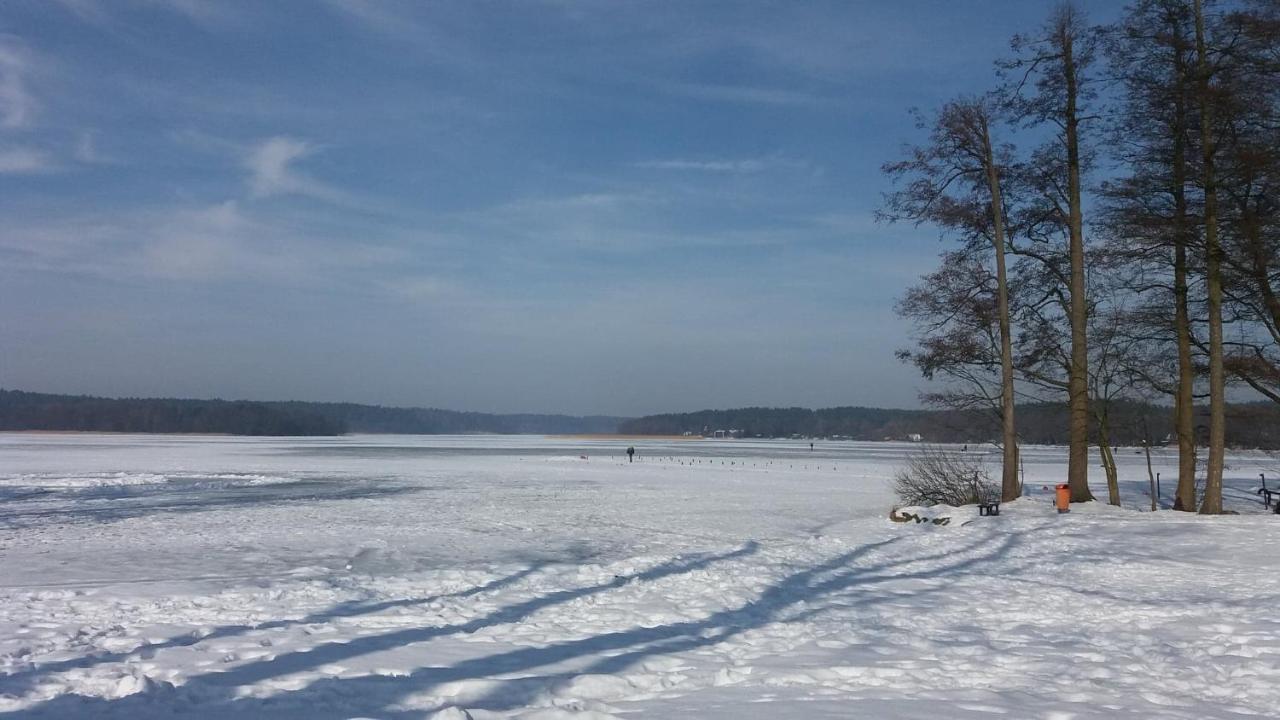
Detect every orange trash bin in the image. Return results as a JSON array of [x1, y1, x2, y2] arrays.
[[1055, 483, 1071, 513]]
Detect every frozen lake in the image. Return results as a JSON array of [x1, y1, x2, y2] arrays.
[[1, 434, 1278, 718]]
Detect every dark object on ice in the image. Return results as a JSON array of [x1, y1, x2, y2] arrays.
[[978, 502, 1000, 516], [1257, 473, 1279, 511], [889, 508, 950, 525], [626, 446, 635, 462], [1258, 487, 1278, 509], [810, 442, 814, 450]]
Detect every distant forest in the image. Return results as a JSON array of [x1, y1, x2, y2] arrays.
[[0, 390, 345, 436], [620, 401, 1280, 449], [0, 390, 624, 437], [4, 389, 1278, 448]]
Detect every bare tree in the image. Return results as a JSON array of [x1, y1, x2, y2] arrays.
[[1102, 0, 1202, 510], [882, 98, 1022, 502], [1218, 0, 1280, 404], [1089, 286, 1152, 507], [1195, 0, 1227, 513], [1002, 2, 1100, 503]]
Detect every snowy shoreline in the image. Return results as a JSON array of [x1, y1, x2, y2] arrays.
[[1, 434, 1278, 718]]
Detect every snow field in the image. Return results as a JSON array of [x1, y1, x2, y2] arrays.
[[1, 434, 1278, 718]]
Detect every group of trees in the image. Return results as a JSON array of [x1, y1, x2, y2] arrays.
[[620, 401, 1280, 447], [883, 0, 1279, 511], [297, 402, 625, 435], [0, 390, 626, 436], [0, 389, 346, 436]]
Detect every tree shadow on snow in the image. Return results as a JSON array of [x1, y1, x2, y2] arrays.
[[0, 529, 1040, 720], [1, 541, 762, 719], [0, 479, 421, 530], [0, 560, 553, 698]]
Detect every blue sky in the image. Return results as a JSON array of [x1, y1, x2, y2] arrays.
[[0, 0, 1120, 416]]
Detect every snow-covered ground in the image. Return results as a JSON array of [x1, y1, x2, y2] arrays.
[[1, 433, 1278, 719]]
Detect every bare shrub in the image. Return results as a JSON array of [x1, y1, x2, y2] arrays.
[[893, 445, 999, 507]]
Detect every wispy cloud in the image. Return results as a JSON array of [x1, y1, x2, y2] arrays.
[[244, 136, 344, 203], [382, 275, 460, 302], [635, 157, 809, 173], [52, 0, 241, 28], [0, 199, 402, 284], [656, 80, 828, 106], [0, 147, 52, 173], [0, 37, 36, 129], [152, 0, 237, 27], [49, 0, 112, 25], [73, 130, 108, 164], [321, 0, 416, 38]]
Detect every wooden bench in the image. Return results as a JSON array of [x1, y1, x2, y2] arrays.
[[978, 502, 1000, 517]]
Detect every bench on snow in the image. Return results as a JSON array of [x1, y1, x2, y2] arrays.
[[978, 502, 1000, 517]]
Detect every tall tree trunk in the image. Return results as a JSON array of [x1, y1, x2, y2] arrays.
[[1173, 201, 1198, 509], [982, 122, 1020, 503], [1172, 57, 1198, 512], [1195, 0, 1225, 514], [1096, 408, 1120, 506], [1143, 426, 1158, 512], [1063, 20, 1095, 503]]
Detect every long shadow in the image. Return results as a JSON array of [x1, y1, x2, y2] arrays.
[[312, 531, 1014, 716], [0, 561, 551, 697], [2, 531, 1034, 719], [191, 541, 760, 690], [2, 541, 760, 719], [461, 531, 1022, 713], [0, 480, 420, 529]]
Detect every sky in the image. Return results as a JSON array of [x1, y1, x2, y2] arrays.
[[0, 0, 1123, 417]]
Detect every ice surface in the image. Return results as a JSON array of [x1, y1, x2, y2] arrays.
[[0, 433, 1278, 718]]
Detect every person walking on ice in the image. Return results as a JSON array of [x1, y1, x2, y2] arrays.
[[627, 446, 635, 463]]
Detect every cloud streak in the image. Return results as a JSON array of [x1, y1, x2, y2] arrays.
[[656, 80, 829, 106], [51, 0, 242, 28], [244, 136, 346, 203], [0, 199, 404, 286], [0, 147, 52, 173], [635, 157, 809, 173], [0, 37, 36, 128]]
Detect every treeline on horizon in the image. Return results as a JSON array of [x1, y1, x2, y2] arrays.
[[0, 390, 624, 437], [620, 401, 1280, 449], [0, 389, 345, 436], [286, 401, 625, 435], [5, 388, 1278, 448]]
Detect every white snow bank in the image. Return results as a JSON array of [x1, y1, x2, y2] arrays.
[[0, 434, 1277, 719]]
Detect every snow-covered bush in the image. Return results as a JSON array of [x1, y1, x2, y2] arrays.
[[893, 445, 998, 507]]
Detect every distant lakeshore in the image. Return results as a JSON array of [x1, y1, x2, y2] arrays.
[[1, 389, 1278, 449]]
